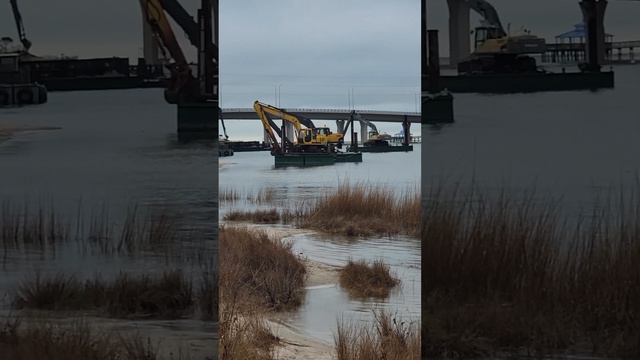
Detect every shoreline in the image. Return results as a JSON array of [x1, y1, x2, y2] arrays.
[[220, 221, 340, 359]]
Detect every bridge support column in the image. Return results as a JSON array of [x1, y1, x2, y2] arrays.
[[402, 117, 411, 146], [360, 121, 368, 143], [580, 0, 607, 71], [284, 121, 295, 143], [336, 120, 345, 134], [177, 102, 218, 141], [447, 0, 471, 67]]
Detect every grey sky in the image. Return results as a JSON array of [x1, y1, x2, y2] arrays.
[[3, 1, 637, 139], [427, 0, 640, 55], [219, 0, 420, 139]]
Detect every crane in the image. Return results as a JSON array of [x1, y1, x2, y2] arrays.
[[9, 0, 31, 51], [253, 101, 343, 155], [139, 0, 217, 104]]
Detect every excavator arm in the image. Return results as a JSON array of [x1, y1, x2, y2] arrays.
[[9, 0, 31, 51], [466, 0, 506, 37], [139, 0, 201, 104]]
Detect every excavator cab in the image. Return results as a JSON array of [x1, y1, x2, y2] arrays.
[[473, 26, 504, 50]]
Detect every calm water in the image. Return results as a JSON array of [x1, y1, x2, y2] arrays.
[[220, 148, 420, 343], [423, 65, 640, 209], [0, 88, 216, 295]]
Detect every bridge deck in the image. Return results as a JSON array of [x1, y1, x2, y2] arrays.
[[221, 108, 421, 123]]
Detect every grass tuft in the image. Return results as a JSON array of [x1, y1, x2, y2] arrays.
[[334, 311, 420, 360], [220, 226, 306, 311], [339, 259, 400, 298]]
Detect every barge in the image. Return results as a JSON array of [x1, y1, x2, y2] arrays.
[[274, 152, 362, 167]]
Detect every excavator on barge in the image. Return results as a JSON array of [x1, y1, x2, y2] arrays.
[[458, 0, 546, 74], [253, 101, 360, 167], [254, 100, 344, 155]]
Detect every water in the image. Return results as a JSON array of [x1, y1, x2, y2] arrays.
[[0, 89, 217, 359], [219, 148, 420, 343], [423, 65, 640, 209], [1, 89, 215, 233], [284, 232, 420, 343]]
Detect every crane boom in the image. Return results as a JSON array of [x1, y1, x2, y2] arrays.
[[9, 0, 31, 51], [466, 0, 506, 37]]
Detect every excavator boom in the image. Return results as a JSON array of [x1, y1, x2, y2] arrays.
[[9, 0, 31, 51], [466, 0, 506, 37]]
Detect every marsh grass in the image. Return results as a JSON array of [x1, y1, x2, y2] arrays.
[[0, 202, 185, 258], [15, 270, 194, 319], [220, 226, 305, 311], [196, 270, 218, 321], [219, 303, 278, 360], [219, 187, 277, 205], [0, 317, 160, 360], [223, 209, 281, 224], [339, 259, 400, 298], [294, 182, 420, 237], [334, 311, 420, 360], [424, 184, 640, 358]]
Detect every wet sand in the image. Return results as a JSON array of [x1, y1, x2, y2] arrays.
[[221, 221, 340, 359]]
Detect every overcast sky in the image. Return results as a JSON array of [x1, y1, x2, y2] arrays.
[[2, 1, 637, 139]]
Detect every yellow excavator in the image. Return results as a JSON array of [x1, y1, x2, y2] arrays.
[[253, 101, 343, 154], [458, 0, 546, 74]]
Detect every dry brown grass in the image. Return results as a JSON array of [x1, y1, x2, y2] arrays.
[[294, 182, 420, 237], [219, 303, 278, 360], [223, 209, 281, 224], [14, 270, 194, 319], [424, 185, 640, 358], [0, 317, 160, 360], [334, 311, 420, 360], [339, 259, 400, 298], [197, 270, 218, 321], [219, 226, 306, 311]]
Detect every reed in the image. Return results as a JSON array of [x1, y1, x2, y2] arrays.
[[334, 311, 420, 360], [424, 184, 640, 357], [0, 317, 159, 360], [219, 188, 241, 203], [219, 226, 306, 311], [223, 209, 281, 224], [339, 259, 400, 298], [219, 303, 278, 360], [0, 201, 183, 258], [14, 270, 194, 319], [294, 182, 420, 237]]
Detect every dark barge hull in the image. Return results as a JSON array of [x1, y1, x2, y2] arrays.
[[356, 145, 413, 153], [274, 152, 362, 167], [440, 71, 614, 93], [41, 77, 166, 92]]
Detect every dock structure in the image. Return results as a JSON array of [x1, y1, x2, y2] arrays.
[[543, 40, 640, 65]]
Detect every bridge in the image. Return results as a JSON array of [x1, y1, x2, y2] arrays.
[[221, 108, 420, 123], [221, 108, 421, 142]]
